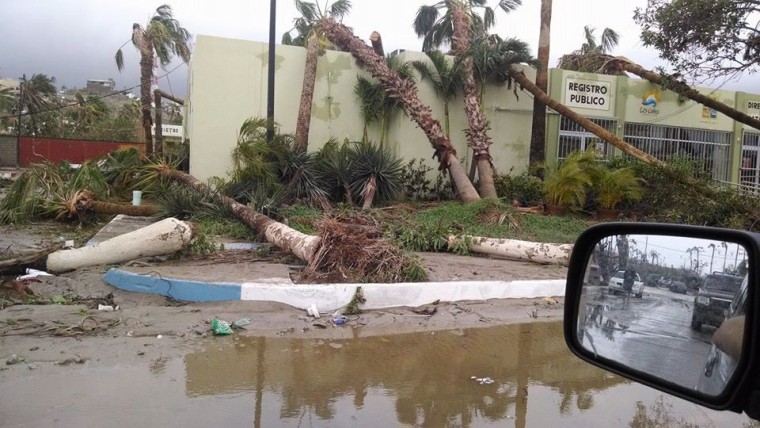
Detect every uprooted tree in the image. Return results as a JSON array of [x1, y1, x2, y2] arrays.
[[155, 165, 425, 282]]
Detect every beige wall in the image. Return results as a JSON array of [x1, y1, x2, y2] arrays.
[[186, 35, 537, 182]]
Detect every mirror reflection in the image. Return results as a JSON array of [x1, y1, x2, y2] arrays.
[[577, 234, 749, 397]]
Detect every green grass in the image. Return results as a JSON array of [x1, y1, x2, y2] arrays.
[[280, 205, 323, 235], [195, 217, 254, 240], [409, 200, 588, 243]]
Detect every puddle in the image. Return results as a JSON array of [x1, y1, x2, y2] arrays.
[[0, 322, 754, 426]]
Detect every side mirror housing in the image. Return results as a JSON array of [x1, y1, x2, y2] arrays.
[[564, 223, 760, 417]]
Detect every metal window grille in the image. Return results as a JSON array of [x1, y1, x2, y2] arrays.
[[623, 123, 732, 182], [557, 116, 617, 160], [741, 131, 760, 194]]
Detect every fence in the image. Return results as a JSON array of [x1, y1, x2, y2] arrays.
[[17, 137, 143, 167]]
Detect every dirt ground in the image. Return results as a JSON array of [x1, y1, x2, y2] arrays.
[[0, 224, 567, 377]]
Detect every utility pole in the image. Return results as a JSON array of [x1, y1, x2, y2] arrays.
[[266, 0, 277, 142], [15, 74, 25, 168]]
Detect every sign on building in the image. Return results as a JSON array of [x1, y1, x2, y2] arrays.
[[564, 78, 611, 111], [151, 124, 183, 138]]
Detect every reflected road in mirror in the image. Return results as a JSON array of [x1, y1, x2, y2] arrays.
[[578, 234, 747, 396]]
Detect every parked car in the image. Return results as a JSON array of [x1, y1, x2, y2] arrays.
[[696, 275, 748, 396], [669, 280, 688, 294], [608, 270, 644, 298], [691, 273, 744, 332]]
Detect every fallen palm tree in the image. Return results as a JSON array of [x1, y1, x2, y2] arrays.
[[155, 165, 425, 282], [449, 235, 572, 266], [506, 66, 760, 222], [0, 217, 195, 275]]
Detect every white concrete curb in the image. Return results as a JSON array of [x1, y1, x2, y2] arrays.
[[241, 279, 566, 312]]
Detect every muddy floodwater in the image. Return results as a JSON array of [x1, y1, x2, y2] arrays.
[[1, 321, 755, 427]]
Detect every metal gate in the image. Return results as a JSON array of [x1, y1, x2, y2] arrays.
[[623, 123, 732, 181], [557, 116, 617, 160], [741, 131, 760, 193]]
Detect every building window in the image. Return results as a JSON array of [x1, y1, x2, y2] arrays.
[[557, 116, 616, 160], [623, 123, 732, 182], [741, 132, 760, 193]]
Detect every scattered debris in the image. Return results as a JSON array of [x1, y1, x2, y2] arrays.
[[97, 304, 115, 312], [312, 322, 328, 329], [471, 376, 495, 385], [333, 315, 348, 325], [412, 303, 438, 315], [6, 354, 25, 365], [211, 319, 233, 335], [344, 287, 366, 315], [231, 318, 252, 329], [306, 303, 321, 319], [56, 355, 87, 366]]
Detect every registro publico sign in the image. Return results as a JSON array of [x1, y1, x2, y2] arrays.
[[564, 78, 611, 111], [151, 124, 183, 137]]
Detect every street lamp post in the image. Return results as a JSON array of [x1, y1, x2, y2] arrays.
[[267, 0, 277, 142]]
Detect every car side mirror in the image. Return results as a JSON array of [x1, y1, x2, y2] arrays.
[[564, 223, 760, 417]]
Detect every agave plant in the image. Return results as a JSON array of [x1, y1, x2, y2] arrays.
[[348, 142, 403, 208], [316, 139, 355, 204], [281, 148, 330, 210]]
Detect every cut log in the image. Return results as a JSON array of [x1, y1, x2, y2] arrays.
[[46, 217, 195, 273], [449, 235, 572, 266]]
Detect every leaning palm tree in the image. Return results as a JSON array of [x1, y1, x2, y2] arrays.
[[411, 50, 465, 137], [414, 0, 521, 198], [115, 5, 192, 155], [283, 0, 351, 152], [316, 16, 480, 202]]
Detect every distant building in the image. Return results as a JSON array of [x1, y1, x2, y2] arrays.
[[86, 79, 116, 96], [0, 78, 20, 95]]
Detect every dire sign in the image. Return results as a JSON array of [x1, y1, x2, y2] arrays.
[[565, 78, 611, 111]]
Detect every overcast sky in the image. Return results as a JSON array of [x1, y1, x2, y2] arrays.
[[2, 0, 758, 99]]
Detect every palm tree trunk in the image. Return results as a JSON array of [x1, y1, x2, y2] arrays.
[[154, 89, 163, 159], [614, 59, 760, 130], [157, 166, 321, 262], [294, 34, 320, 152], [530, 0, 552, 167], [317, 17, 480, 202], [444, 102, 450, 137], [140, 51, 154, 155], [451, 1, 498, 199], [362, 175, 377, 209]]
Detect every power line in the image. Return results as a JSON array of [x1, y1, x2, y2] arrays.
[[0, 62, 186, 120]]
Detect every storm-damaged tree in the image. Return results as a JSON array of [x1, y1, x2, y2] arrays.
[[556, 25, 620, 73], [17, 74, 57, 136], [412, 50, 465, 138], [316, 17, 481, 202], [282, 0, 352, 153], [558, 49, 760, 132], [634, 0, 760, 80], [414, 0, 521, 198], [115, 4, 191, 156]]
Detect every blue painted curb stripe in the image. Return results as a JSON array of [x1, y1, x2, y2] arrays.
[[103, 268, 242, 302]]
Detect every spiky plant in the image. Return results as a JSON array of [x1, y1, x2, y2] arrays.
[[316, 139, 354, 203], [281, 149, 330, 209], [348, 142, 403, 208]]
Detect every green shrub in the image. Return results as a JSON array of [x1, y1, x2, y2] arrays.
[[495, 173, 544, 206]]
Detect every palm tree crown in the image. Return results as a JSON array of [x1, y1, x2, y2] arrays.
[[413, 0, 522, 52], [115, 5, 192, 72]]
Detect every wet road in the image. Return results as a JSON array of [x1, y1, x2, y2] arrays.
[[1, 321, 754, 427], [580, 286, 713, 390]]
